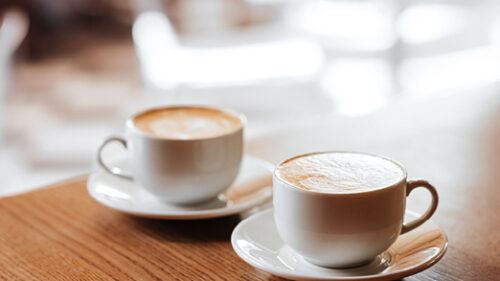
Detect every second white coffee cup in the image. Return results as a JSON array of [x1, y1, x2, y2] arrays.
[[97, 105, 245, 204], [273, 151, 438, 268]]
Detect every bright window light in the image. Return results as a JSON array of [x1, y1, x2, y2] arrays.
[[398, 4, 468, 45], [133, 11, 325, 89], [400, 45, 500, 96], [285, 0, 395, 51], [321, 59, 393, 116]]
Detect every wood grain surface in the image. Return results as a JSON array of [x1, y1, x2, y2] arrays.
[[1, 89, 500, 280], [0, 177, 276, 280]]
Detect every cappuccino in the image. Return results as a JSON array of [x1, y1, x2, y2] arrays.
[[273, 151, 438, 267], [275, 152, 404, 193], [134, 107, 242, 139]]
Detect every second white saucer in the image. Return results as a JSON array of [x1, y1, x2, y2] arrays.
[[232, 208, 448, 281], [87, 155, 273, 220]]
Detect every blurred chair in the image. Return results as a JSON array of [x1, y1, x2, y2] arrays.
[[0, 8, 28, 141]]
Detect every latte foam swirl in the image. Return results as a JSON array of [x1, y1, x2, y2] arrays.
[[276, 152, 404, 193], [134, 107, 241, 139]]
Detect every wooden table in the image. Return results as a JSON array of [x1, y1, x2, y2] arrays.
[[1, 89, 500, 280]]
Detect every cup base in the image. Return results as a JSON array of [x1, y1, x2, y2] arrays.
[[303, 252, 391, 269], [158, 194, 225, 208]]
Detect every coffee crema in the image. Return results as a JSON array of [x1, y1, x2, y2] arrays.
[[275, 152, 404, 193], [134, 107, 242, 139]]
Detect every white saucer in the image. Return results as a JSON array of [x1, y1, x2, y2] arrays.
[[87, 155, 273, 220], [232, 209, 448, 281]]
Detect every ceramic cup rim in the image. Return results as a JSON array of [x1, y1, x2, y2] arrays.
[[125, 105, 246, 141], [273, 151, 408, 196]]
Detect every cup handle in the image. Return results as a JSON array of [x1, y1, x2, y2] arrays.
[[97, 136, 133, 180], [401, 179, 438, 234]]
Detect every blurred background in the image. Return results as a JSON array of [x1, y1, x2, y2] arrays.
[[1, 0, 500, 196]]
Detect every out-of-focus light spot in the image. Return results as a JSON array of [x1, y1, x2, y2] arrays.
[[488, 16, 500, 44], [285, 0, 395, 51], [398, 4, 468, 45], [246, 0, 295, 4], [321, 59, 393, 116], [95, 183, 131, 201], [400, 45, 500, 96], [133, 11, 325, 89]]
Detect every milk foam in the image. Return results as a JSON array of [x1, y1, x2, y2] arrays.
[[276, 153, 404, 193], [134, 107, 241, 139]]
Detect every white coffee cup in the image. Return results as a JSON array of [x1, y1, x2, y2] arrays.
[[97, 105, 245, 204], [273, 151, 438, 268]]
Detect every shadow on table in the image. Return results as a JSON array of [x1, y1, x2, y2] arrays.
[[122, 214, 242, 242]]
